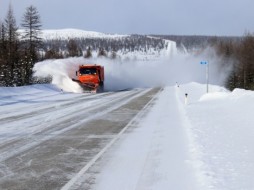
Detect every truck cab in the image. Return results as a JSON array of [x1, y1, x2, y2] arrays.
[[73, 64, 104, 93]]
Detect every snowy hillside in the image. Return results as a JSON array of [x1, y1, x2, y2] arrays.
[[18, 28, 129, 40]]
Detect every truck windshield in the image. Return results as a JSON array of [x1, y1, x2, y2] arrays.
[[79, 68, 97, 75]]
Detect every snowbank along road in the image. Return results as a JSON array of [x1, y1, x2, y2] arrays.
[[0, 86, 161, 190]]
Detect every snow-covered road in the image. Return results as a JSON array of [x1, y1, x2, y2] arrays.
[[89, 86, 200, 190], [0, 85, 160, 189], [1, 83, 254, 190]]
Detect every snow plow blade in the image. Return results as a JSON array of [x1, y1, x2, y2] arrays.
[[72, 78, 101, 93]]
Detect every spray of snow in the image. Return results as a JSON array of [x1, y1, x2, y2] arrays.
[[33, 40, 231, 93], [33, 58, 84, 93]]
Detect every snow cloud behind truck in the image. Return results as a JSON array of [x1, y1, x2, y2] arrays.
[[33, 48, 229, 93]]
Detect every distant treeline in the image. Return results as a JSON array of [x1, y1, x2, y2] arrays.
[[213, 34, 254, 90], [0, 5, 254, 90], [153, 35, 242, 50], [42, 35, 166, 59]]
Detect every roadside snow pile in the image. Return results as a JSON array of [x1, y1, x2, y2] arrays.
[[0, 84, 59, 95], [199, 92, 229, 101], [0, 84, 62, 106], [175, 82, 228, 105], [199, 87, 254, 102], [179, 83, 254, 189]]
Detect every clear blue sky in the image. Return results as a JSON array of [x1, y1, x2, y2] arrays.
[[0, 0, 253, 36]]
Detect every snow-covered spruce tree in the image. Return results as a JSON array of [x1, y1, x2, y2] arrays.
[[44, 40, 64, 59], [21, 5, 42, 84], [4, 4, 20, 86], [66, 39, 82, 57], [110, 50, 117, 59], [84, 46, 92, 58], [98, 47, 107, 57]]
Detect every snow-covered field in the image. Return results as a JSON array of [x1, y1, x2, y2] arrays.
[[1, 82, 254, 189], [183, 83, 254, 190]]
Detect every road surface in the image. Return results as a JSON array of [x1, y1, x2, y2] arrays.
[[0, 88, 160, 190]]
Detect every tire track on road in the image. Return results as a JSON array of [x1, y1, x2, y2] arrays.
[[0, 89, 148, 163]]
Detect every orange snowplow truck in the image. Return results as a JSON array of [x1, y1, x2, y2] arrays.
[[72, 64, 104, 93]]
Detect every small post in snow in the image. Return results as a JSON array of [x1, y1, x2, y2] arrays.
[[185, 93, 188, 105]]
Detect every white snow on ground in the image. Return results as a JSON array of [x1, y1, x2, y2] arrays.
[[181, 83, 254, 190], [0, 84, 64, 106], [18, 28, 128, 40], [1, 83, 254, 189], [0, 84, 83, 140]]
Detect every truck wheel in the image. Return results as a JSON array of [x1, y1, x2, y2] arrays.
[[97, 82, 104, 93]]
